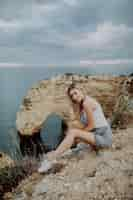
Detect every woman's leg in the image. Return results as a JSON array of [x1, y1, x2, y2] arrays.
[[47, 128, 96, 159]]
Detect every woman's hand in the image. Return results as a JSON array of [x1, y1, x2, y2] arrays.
[[69, 120, 85, 129], [32, 126, 41, 134]]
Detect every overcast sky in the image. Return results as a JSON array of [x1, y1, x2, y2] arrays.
[[0, 0, 133, 67]]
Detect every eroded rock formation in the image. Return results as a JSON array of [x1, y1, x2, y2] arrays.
[[16, 74, 132, 135]]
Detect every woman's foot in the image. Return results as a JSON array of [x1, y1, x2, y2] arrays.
[[38, 159, 53, 173], [38, 151, 58, 173], [72, 143, 91, 153]]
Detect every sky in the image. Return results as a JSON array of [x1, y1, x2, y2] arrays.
[[0, 0, 133, 67]]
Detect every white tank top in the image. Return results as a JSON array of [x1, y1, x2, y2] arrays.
[[80, 97, 108, 128]]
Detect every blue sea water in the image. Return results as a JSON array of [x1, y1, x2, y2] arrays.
[[0, 66, 132, 159]]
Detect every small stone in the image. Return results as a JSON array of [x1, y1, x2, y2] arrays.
[[3, 192, 13, 200], [33, 184, 48, 197]]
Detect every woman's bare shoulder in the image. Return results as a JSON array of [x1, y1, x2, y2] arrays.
[[84, 95, 98, 109]]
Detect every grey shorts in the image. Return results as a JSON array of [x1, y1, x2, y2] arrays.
[[91, 125, 112, 148]]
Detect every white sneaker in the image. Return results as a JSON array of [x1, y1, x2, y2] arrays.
[[38, 159, 56, 173], [72, 143, 91, 153]]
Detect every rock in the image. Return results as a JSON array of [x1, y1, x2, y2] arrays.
[[11, 127, 133, 200], [0, 152, 14, 169], [111, 77, 133, 128], [1, 74, 130, 200], [16, 74, 133, 135], [3, 192, 13, 200], [33, 183, 49, 197]]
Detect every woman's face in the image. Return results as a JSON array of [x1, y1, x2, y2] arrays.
[[69, 88, 84, 103]]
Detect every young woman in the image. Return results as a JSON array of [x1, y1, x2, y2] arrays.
[[38, 83, 112, 172], [47, 83, 112, 159]]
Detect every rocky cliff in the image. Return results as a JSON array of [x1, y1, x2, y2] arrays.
[[1, 74, 133, 199], [9, 127, 133, 200], [16, 74, 133, 135]]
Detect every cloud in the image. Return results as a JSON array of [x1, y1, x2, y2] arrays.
[[63, 0, 78, 6], [0, 2, 59, 32], [67, 22, 133, 50], [0, 19, 22, 32], [0, 19, 20, 28], [80, 59, 133, 66], [0, 0, 132, 66], [0, 62, 25, 67]]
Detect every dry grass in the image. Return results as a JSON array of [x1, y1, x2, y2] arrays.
[[0, 156, 38, 199]]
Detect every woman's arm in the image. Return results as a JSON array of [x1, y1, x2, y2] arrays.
[[69, 120, 86, 129], [81, 100, 95, 131]]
